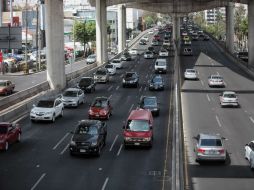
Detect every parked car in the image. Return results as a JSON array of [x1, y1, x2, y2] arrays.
[[154, 58, 167, 74], [219, 91, 239, 107], [208, 75, 225, 87], [30, 98, 64, 123], [0, 80, 15, 95], [94, 68, 109, 83], [60, 88, 85, 108], [69, 120, 107, 156], [159, 49, 169, 57], [144, 51, 154, 59], [123, 109, 154, 148], [122, 72, 139, 88], [245, 140, 254, 169], [88, 97, 112, 120], [194, 133, 227, 162], [0, 122, 21, 151], [121, 52, 132, 61], [184, 69, 198, 80], [111, 59, 123, 69], [104, 64, 116, 75], [78, 77, 96, 93], [139, 96, 160, 116], [182, 48, 193, 56], [149, 75, 165, 91], [86, 54, 96, 64]]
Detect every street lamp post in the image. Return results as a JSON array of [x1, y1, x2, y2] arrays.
[[25, 0, 29, 74]]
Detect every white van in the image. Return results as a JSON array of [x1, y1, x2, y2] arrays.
[[154, 58, 167, 74]]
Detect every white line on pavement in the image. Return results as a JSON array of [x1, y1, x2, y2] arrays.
[[116, 86, 119, 90], [117, 144, 123, 156], [216, 71, 220, 75], [109, 135, 119, 152], [52, 133, 69, 150], [206, 94, 211, 102], [30, 173, 46, 190], [109, 94, 112, 100], [128, 104, 134, 113], [139, 86, 143, 92], [60, 143, 69, 155], [200, 80, 204, 86], [107, 85, 113, 91], [144, 87, 147, 91], [250, 117, 254, 124], [13, 114, 28, 124], [216, 115, 222, 127], [101, 177, 109, 190]]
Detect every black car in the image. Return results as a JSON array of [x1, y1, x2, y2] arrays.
[[139, 39, 147, 45], [122, 72, 139, 88], [121, 52, 132, 61], [139, 96, 160, 116], [203, 35, 210, 41], [148, 46, 157, 54], [69, 120, 107, 156], [149, 75, 165, 91], [78, 77, 96, 93]]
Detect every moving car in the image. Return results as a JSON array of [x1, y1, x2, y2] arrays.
[[78, 77, 96, 93], [154, 58, 167, 74], [0, 122, 21, 151], [163, 40, 170, 46], [184, 69, 198, 80], [111, 59, 123, 69], [142, 36, 149, 42], [94, 68, 109, 83], [245, 140, 254, 169], [69, 120, 107, 156], [86, 54, 96, 64], [0, 80, 15, 95], [194, 133, 227, 162], [139, 96, 160, 116], [184, 40, 192, 46], [183, 36, 190, 41], [139, 39, 147, 45], [123, 109, 153, 148], [121, 52, 132, 61], [144, 51, 154, 59], [192, 34, 199, 40], [149, 75, 164, 91], [104, 64, 116, 75], [208, 75, 225, 87], [204, 35, 210, 41], [153, 35, 160, 41], [219, 91, 239, 107], [129, 49, 138, 55], [182, 48, 193, 56], [88, 97, 112, 120], [122, 72, 139, 88], [30, 97, 64, 123], [151, 40, 159, 46], [60, 88, 85, 108], [159, 49, 169, 57]]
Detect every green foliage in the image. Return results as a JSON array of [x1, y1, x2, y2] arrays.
[[235, 5, 248, 40]]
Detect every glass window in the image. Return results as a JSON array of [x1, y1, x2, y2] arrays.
[[63, 90, 78, 97], [0, 126, 7, 134], [126, 120, 150, 132], [37, 100, 54, 108], [79, 78, 92, 86], [76, 125, 98, 135], [92, 99, 107, 108], [200, 139, 222, 146]]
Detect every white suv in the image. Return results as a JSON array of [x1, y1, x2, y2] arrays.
[[154, 58, 167, 74], [30, 98, 64, 123]]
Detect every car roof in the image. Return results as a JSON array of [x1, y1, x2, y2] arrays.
[[223, 91, 236, 94], [199, 133, 222, 140], [128, 109, 152, 121], [39, 97, 57, 102], [210, 74, 222, 77]]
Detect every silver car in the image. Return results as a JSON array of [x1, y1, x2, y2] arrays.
[[208, 75, 225, 87], [245, 140, 254, 169], [194, 133, 227, 162], [219, 91, 239, 107], [60, 88, 85, 108]]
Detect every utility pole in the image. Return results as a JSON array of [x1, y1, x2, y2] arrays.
[[0, 0, 2, 27], [36, 2, 39, 71], [25, 0, 29, 74]]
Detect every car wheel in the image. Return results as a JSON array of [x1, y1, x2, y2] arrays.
[[5, 142, 9, 151], [60, 109, 64, 117], [17, 133, 21, 142], [52, 114, 55, 123]]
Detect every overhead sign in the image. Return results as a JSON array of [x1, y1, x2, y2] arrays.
[[0, 26, 22, 49]]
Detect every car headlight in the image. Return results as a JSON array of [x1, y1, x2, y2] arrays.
[[143, 137, 151, 141], [100, 110, 107, 115], [30, 110, 35, 114], [70, 140, 76, 146], [45, 112, 53, 115], [124, 137, 131, 141], [122, 79, 126, 83], [91, 141, 98, 146]]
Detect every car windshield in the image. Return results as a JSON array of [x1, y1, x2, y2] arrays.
[[143, 97, 157, 107], [200, 139, 222, 146], [92, 99, 107, 108], [88, 55, 95, 59], [112, 60, 120, 63], [37, 100, 54, 108], [63, 90, 77, 97], [145, 52, 152, 55], [156, 61, 166, 66], [75, 125, 98, 135], [187, 70, 195, 73], [0, 82, 6, 86], [96, 70, 106, 75], [79, 78, 91, 86], [126, 120, 150, 132], [105, 65, 113, 69], [224, 93, 236, 98], [152, 77, 162, 83], [0, 126, 8, 134]]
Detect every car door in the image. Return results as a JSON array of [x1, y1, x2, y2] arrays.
[[54, 100, 61, 116]]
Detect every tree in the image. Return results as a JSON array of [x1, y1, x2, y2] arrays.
[[235, 5, 248, 48], [143, 11, 158, 27], [193, 11, 206, 29]]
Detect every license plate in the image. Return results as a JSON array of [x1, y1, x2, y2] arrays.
[[96, 114, 99, 117], [134, 143, 140, 146], [80, 149, 86, 153]]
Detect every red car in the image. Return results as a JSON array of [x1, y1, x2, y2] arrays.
[[153, 35, 160, 41], [0, 80, 15, 95], [0, 122, 21, 151], [88, 97, 112, 120]]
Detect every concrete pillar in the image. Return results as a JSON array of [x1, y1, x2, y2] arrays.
[[45, 0, 65, 90], [96, 0, 103, 65], [173, 15, 180, 41], [226, 2, 235, 53], [118, 5, 126, 53], [172, 15, 176, 41], [101, 1, 108, 63], [249, 0, 254, 66]]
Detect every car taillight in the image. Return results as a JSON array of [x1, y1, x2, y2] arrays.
[[218, 149, 225, 154], [197, 148, 206, 154]]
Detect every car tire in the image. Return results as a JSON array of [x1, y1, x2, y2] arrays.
[[51, 114, 56, 123], [5, 141, 9, 151], [17, 133, 21, 142]]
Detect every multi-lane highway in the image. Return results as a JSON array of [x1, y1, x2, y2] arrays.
[[181, 38, 254, 189], [0, 32, 175, 190]]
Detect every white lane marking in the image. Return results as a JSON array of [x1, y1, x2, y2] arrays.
[[216, 115, 222, 127], [109, 135, 119, 152], [116, 86, 119, 90], [13, 114, 28, 124], [200, 80, 204, 86], [139, 86, 143, 92], [144, 87, 147, 91], [120, 74, 124, 78], [146, 74, 148, 78], [216, 71, 220, 75], [250, 117, 254, 124], [107, 85, 113, 91], [60, 143, 69, 155], [206, 94, 211, 102], [52, 133, 69, 150], [128, 104, 134, 113], [30, 173, 46, 190], [224, 81, 227, 86], [117, 144, 123, 156], [101, 177, 109, 190], [109, 94, 112, 100]]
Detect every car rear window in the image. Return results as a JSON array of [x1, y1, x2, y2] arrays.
[[92, 99, 107, 108], [96, 70, 107, 75], [152, 77, 162, 83], [76, 125, 98, 135], [200, 139, 222, 146], [0, 82, 7, 86], [224, 94, 236, 98], [156, 61, 166, 66], [143, 97, 157, 107]]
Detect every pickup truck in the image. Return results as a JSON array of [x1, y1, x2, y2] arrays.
[[0, 80, 15, 95]]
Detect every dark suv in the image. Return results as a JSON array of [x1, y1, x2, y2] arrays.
[[69, 120, 107, 156], [122, 72, 139, 88], [78, 77, 96, 93]]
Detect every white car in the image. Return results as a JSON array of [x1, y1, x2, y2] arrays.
[[208, 75, 225, 87], [60, 88, 85, 108], [155, 58, 167, 74], [159, 49, 169, 57], [184, 69, 198, 80], [142, 36, 149, 42], [105, 64, 116, 75], [86, 54, 96, 64], [245, 141, 254, 169], [144, 51, 154, 59], [219, 91, 239, 107], [163, 40, 170, 46], [148, 30, 154, 34], [111, 59, 123, 69], [129, 49, 138, 55], [184, 40, 192, 46], [30, 98, 64, 123]]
